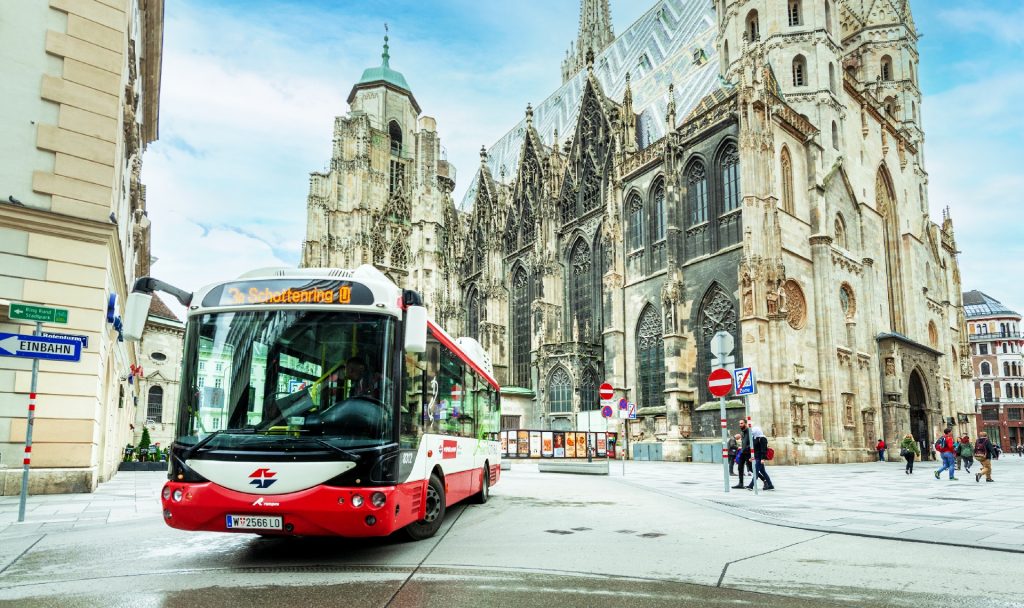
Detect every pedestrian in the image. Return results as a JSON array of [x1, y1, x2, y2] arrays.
[[728, 433, 739, 476], [974, 431, 995, 482], [732, 420, 751, 489], [746, 426, 774, 490], [959, 434, 974, 475], [953, 436, 963, 471], [933, 428, 957, 481], [900, 432, 920, 474], [876, 438, 886, 462], [1017, 444, 1023, 457]]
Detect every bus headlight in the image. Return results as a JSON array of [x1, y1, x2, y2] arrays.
[[172, 489, 183, 502], [370, 492, 386, 508], [351, 494, 364, 508], [162, 486, 171, 500]]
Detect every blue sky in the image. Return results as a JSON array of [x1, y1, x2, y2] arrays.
[[143, 0, 1024, 315]]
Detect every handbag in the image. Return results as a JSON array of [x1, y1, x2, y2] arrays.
[[899, 447, 909, 457]]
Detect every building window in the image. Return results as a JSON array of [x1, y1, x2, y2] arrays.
[[570, 239, 596, 342], [829, 62, 836, 94], [511, 268, 531, 387], [687, 162, 708, 225], [780, 146, 794, 214], [636, 305, 664, 409], [831, 121, 840, 149], [979, 344, 989, 355], [215, 362, 222, 372], [388, 120, 403, 156], [723, 39, 730, 71], [547, 367, 573, 414], [839, 283, 855, 319], [834, 213, 847, 249], [825, 0, 832, 33], [580, 368, 599, 412], [981, 362, 991, 376], [151, 351, 167, 362], [788, 0, 802, 26], [881, 55, 893, 81], [982, 405, 997, 419], [214, 377, 223, 389], [651, 181, 666, 244], [1004, 362, 1011, 377], [928, 321, 938, 348], [146, 386, 163, 422], [983, 384, 993, 402], [793, 55, 807, 87], [466, 286, 480, 339], [746, 10, 759, 41], [1010, 408, 1022, 421], [628, 194, 644, 250], [199, 361, 205, 371], [720, 144, 740, 212]]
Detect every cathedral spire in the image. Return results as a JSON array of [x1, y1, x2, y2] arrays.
[[560, 0, 614, 83], [382, 24, 390, 67]]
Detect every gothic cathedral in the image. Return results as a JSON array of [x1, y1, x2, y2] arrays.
[[302, 0, 973, 464]]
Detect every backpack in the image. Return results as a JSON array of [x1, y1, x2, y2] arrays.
[[934, 437, 946, 451]]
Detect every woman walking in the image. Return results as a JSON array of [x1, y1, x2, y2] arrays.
[[960, 434, 974, 475], [900, 433, 920, 474]]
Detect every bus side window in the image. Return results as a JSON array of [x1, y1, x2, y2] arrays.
[[400, 351, 426, 448]]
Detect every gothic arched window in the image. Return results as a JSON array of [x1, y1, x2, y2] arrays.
[[780, 146, 794, 214], [881, 55, 893, 81], [788, 0, 802, 26], [832, 121, 840, 150], [687, 162, 708, 225], [1004, 362, 1011, 377], [878, 166, 904, 334], [636, 305, 664, 409], [547, 367, 573, 414], [581, 368, 599, 412], [698, 285, 737, 400], [829, 62, 836, 93], [651, 180, 666, 244], [834, 213, 847, 249], [466, 286, 480, 339], [983, 383, 993, 402], [570, 239, 596, 342], [391, 242, 408, 269], [511, 268, 531, 387], [793, 55, 807, 87], [628, 193, 644, 250], [746, 10, 759, 41], [720, 144, 740, 213], [147, 386, 163, 422]]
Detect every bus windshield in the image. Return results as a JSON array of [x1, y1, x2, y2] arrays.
[[175, 309, 396, 451]]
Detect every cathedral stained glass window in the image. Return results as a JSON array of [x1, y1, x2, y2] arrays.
[[581, 368, 599, 412], [628, 194, 644, 250], [721, 145, 740, 213], [467, 286, 480, 338], [570, 239, 595, 342], [548, 367, 573, 414], [511, 268, 531, 387], [636, 305, 664, 409], [687, 163, 707, 225], [651, 181, 666, 244]]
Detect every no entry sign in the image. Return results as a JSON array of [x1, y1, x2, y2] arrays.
[[708, 368, 733, 397], [599, 382, 614, 400]]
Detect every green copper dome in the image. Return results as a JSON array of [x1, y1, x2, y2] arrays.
[[355, 36, 411, 92]]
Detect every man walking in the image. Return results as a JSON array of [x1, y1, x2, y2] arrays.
[[728, 433, 739, 476], [934, 428, 957, 480], [974, 431, 995, 483], [876, 438, 886, 461], [732, 420, 751, 489]]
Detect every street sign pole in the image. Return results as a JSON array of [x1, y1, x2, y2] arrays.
[[17, 322, 42, 522], [710, 331, 735, 494]]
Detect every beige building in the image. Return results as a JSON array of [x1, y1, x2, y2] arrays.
[[134, 295, 184, 452], [0, 0, 164, 494]]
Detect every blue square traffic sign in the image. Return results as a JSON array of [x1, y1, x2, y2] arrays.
[[734, 367, 756, 396]]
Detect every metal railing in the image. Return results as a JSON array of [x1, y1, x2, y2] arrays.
[[969, 331, 1021, 341]]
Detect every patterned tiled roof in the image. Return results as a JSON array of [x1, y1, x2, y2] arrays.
[[460, 0, 720, 210], [148, 293, 181, 323]]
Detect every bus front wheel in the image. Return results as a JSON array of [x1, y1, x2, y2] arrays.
[[404, 475, 445, 541]]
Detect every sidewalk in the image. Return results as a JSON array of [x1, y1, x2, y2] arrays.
[[0, 470, 165, 537], [604, 454, 1024, 553]]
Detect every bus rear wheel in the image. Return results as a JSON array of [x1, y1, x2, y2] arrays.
[[404, 475, 445, 541], [472, 463, 490, 504]]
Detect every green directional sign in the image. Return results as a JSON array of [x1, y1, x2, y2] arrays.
[[9, 303, 69, 324]]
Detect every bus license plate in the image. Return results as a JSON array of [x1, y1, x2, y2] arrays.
[[226, 515, 283, 530]]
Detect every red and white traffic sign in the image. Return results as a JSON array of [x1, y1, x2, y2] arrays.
[[599, 382, 614, 400], [708, 368, 733, 397]]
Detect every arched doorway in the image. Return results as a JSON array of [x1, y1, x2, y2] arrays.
[[908, 370, 930, 460]]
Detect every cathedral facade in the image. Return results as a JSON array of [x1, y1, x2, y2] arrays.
[[302, 0, 974, 463]]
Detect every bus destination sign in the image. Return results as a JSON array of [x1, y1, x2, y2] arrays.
[[202, 280, 375, 308]]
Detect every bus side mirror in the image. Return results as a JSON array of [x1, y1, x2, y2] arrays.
[[404, 306, 427, 353], [123, 291, 152, 342]]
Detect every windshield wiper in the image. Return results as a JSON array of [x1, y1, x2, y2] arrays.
[[308, 438, 361, 461], [182, 428, 256, 460]]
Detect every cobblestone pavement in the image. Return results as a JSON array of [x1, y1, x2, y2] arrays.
[[0, 469, 164, 537], [605, 454, 1024, 552]]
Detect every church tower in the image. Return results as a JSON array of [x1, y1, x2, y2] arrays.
[[560, 0, 615, 83], [301, 35, 461, 327]]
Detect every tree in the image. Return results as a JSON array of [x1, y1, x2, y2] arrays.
[[138, 427, 151, 461]]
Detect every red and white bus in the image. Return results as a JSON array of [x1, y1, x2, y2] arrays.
[[124, 265, 501, 539]]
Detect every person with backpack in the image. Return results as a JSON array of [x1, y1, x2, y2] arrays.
[[959, 434, 974, 475], [974, 431, 995, 482], [746, 426, 775, 491], [953, 436, 963, 471], [876, 438, 886, 461], [900, 432, 920, 474], [934, 428, 957, 480]]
